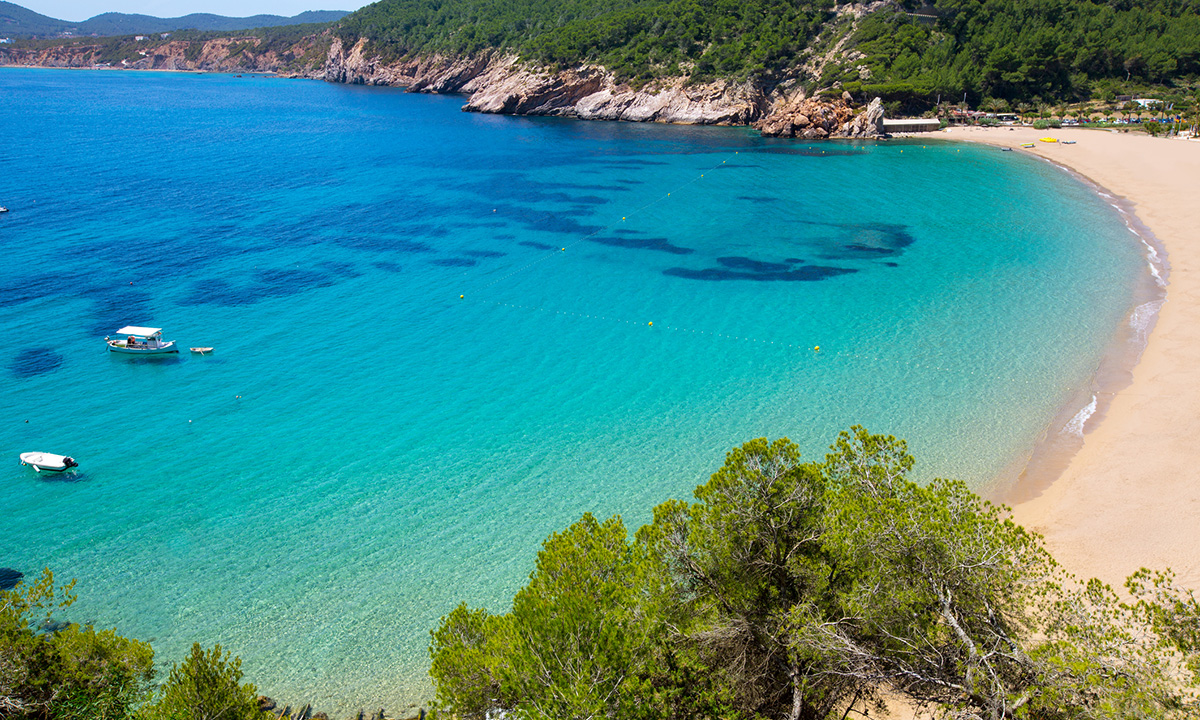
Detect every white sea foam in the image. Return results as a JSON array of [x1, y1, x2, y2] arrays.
[[1141, 237, 1159, 258], [1064, 394, 1098, 437], [1130, 299, 1164, 343], [1148, 260, 1165, 287]]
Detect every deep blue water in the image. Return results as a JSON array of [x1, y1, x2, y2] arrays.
[[0, 69, 1150, 712]]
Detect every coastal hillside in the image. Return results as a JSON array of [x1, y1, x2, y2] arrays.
[[2, 0, 1197, 130], [333, 0, 1200, 105], [0, 23, 334, 74], [0, 0, 347, 38]]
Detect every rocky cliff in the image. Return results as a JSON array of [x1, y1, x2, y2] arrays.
[[0, 35, 327, 73], [755, 92, 884, 139], [319, 38, 881, 135], [2, 33, 886, 138]]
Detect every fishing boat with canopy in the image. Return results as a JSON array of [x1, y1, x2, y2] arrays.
[[106, 326, 178, 354]]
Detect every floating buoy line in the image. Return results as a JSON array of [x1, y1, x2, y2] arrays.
[[479, 297, 1042, 386], [450, 143, 1043, 387]]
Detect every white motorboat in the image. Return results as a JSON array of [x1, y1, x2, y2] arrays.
[[19, 452, 78, 473], [106, 326, 178, 354]]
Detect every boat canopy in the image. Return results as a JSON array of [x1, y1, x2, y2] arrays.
[[115, 326, 163, 337]]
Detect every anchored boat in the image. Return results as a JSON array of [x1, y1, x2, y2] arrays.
[[106, 326, 178, 354], [19, 452, 78, 473]]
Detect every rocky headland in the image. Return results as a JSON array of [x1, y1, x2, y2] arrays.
[[319, 37, 884, 135], [0, 32, 886, 138]]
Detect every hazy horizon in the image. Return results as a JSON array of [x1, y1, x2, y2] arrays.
[[12, 0, 364, 22]]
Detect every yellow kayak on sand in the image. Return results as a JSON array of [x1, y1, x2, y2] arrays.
[[1039, 137, 1058, 143]]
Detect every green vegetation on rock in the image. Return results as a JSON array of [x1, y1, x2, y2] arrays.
[[0, 570, 266, 720], [338, 0, 836, 82], [335, 0, 1200, 103], [831, 0, 1200, 108], [0, 569, 155, 719], [430, 428, 1200, 719]]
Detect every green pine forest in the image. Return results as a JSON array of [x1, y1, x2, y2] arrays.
[[337, 0, 1200, 109]]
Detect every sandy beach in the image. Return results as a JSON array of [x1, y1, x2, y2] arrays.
[[944, 125, 1200, 590]]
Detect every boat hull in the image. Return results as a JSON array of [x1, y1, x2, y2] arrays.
[[107, 340, 178, 354], [19, 452, 76, 472]]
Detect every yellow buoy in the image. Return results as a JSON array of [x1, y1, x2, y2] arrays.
[[648, 322, 653, 326], [459, 294, 464, 299], [814, 346, 820, 352], [561, 247, 566, 251]]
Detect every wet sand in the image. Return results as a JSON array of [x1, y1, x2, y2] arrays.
[[949, 125, 1200, 590]]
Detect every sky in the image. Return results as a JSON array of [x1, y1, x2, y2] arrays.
[[16, 0, 366, 21]]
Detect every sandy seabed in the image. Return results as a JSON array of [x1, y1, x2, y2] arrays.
[[947, 125, 1200, 590]]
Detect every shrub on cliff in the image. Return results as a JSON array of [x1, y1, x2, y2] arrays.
[[0, 568, 155, 719], [429, 428, 1200, 719], [138, 643, 265, 720]]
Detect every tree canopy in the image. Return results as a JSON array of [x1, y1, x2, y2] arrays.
[[334, 0, 1200, 102], [0, 570, 266, 720], [429, 428, 1200, 720]]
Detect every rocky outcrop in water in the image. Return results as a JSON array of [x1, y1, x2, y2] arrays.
[[755, 92, 884, 139], [256, 695, 425, 720], [0, 568, 24, 590]]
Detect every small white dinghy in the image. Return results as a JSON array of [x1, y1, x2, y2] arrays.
[[19, 452, 78, 473]]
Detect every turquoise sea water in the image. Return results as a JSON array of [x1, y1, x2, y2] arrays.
[[0, 69, 1151, 712]]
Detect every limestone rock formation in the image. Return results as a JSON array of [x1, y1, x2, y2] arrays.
[[754, 93, 883, 139], [460, 58, 763, 124], [2, 31, 885, 138]]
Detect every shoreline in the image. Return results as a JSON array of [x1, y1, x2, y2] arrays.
[[950, 125, 1200, 589]]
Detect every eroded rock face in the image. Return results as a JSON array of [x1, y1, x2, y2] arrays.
[[2, 34, 885, 138], [754, 94, 882, 139], [317, 42, 766, 126], [460, 59, 763, 125]]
